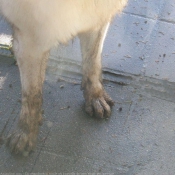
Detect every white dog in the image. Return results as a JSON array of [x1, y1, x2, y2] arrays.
[[0, 0, 128, 155]]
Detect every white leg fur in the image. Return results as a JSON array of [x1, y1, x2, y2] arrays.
[[79, 23, 114, 118]]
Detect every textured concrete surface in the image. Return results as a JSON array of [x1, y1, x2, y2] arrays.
[[1, 55, 175, 174], [1, 56, 175, 175], [1, 0, 175, 174]]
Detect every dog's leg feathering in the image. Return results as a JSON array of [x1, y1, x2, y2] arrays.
[[6, 28, 49, 155], [79, 23, 114, 119]]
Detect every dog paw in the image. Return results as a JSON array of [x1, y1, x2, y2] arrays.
[[84, 91, 114, 118], [6, 129, 37, 156]]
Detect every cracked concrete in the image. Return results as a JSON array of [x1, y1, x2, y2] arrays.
[[1, 0, 175, 174]]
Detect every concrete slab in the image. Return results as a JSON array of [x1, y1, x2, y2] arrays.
[[144, 20, 175, 82], [102, 13, 156, 75], [1, 56, 175, 174], [159, 0, 175, 22], [124, 0, 165, 19]]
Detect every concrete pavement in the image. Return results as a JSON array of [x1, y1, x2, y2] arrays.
[[1, 0, 175, 174]]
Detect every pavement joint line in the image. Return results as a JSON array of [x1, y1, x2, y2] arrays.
[[123, 11, 175, 25], [37, 148, 131, 170], [29, 86, 68, 173], [30, 132, 50, 173]]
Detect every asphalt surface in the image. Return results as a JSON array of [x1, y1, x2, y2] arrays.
[[1, 0, 175, 174]]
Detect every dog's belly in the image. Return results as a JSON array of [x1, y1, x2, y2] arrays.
[[0, 0, 127, 47]]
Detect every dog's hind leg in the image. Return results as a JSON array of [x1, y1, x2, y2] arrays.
[[6, 28, 49, 155], [79, 23, 114, 119]]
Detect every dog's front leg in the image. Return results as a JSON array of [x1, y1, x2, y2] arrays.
[[79, 23, 114, 118], [6, 29, 48, 155]]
